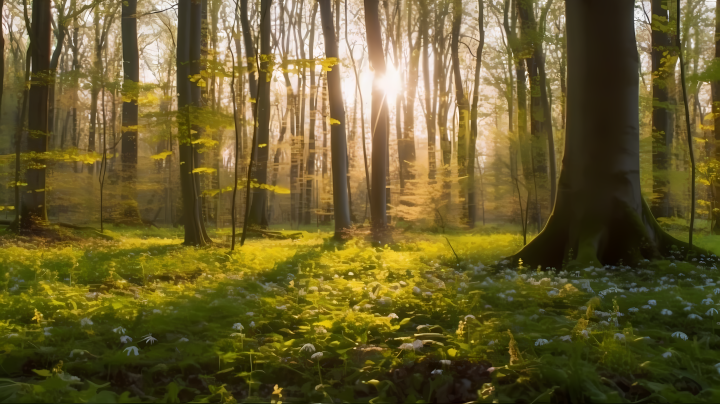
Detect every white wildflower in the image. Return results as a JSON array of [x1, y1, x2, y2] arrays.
[[559, 335, 572, 342], [439, 360, 452, 365], [412, 339, 424, 350], [301, 343, 316, 353], [702, 298, 714, 305], [388, 313, 399, 319], [399, 343, 414, 350], [250, 321, 256, 328], [706, 308, 718, 316], [246, 312, 254, 316], [232, 323, 244, 331], [141, 334, 158, 345], [535, 338, 549, 346], [276, 305, 287, 310], [687, 314, 703, 320], [661, 309, 672, 315], [642, 305, 652, 309], [178, 338, 189, 342], [671, 331, 688, 341], [113, 327, 126, 334], [614, 333, 625, 341], [123, 346, 139, 356], [648, 300, 657, 306], [311, 352, 323, 360], [120, 335, 132, 344], [80, 318, 93, 326], [431, 369, 443, 375], [628, 307, 639, 313]]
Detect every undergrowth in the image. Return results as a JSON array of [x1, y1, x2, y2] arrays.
[[0, 228, 719, 403]]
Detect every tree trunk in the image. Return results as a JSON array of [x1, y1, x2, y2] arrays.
[[364, 0, 389, 237], [304, 3, 318, 225], [712, 0, 720, 234], [246, 0, 272, 228], [468, 0, 485, 228], [121, 0, 142, 225], [319, 0, 351, 237], [88, 8, 102, 176], [0, 0, 4, 116], [420, 0, 436, 181], [515, 0, 701, 268], [22, 0, 52, 229], [651, 0, 674, 219], [451, 0, 470, 225], [402, 3, 419, 184], [177, 0, 211, 245]]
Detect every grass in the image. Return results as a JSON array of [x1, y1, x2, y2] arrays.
[[0, 226, 719, 403]]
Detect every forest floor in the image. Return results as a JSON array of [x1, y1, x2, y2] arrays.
[[0, 225, 720, 403]]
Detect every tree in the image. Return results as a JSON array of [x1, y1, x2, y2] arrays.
[[319, 0, 351, 237], [120, 0, 143, 225], [451, 0, 470, 224], [245, 0, 272, 228], [304, 2, 319, 225], [650, 0, 675, 219], [364, 0, 389, 239], [21, 0, 52, 229], [468, 0, 485, 228], [1, 0, 6, 119], [712, 1, 720, 233], [177, 0, 211, 245], [514, 0, 696, 268]]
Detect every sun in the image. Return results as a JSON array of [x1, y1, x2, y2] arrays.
[[376, 63, 402, 103]]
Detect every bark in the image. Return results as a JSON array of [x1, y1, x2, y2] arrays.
[[121, 0, 142, 224], [364, 0, 389, 236], [177, 0, 211, 245], [402, 2, 420, 183], [319, 0, 351, 237], [515, 0, 703, 268], [0, 0, 3, 115], [246, 0, 272, 228], [22, 0, 52, 228], [88, 8, 102, 176], [304, 3, 318, 225], [468, 0, 485, 228], [451, 0, 470, 224], [420, 0, 436, 181], [651, 0, 674, 218], [712, 1, 720, 234]]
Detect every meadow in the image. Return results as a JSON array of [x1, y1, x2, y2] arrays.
[[1, 227, 720, 403]]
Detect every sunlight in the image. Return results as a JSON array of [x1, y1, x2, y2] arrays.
[[376, 63, 402, 103]]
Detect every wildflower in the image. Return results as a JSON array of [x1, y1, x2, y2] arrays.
[[309, 286, 318, 293], [648, 300, 657, 306], [412, 340, 424, 350], [123, 346, 139, 356], [642, 305, 652, 309], [348, 272, 354, 276], [431, 369, 443, 375], [232, 323, 244, 331], [706, 308, 718, 316], [246, 312, 254, 316], [141, 334, 158, 345], [80, 318, 93, 326], [249, 321, 256, 328], [715, 363, 720, 374], [714, 288, 720, 295], [662, 351, 672, 358], [684, 306, 693, 311], [538, 309, 546, 314], [388, 313, 399, 319], [599, 321, 610, 326], [614, 333, 625, 341], [276, 305, 287, 310], [535, 338, 549, 346], [230, 333, 244, 337], [485, 305, 492, 309], [507, 296, 514, 302], [628, 307, 639, 313], [399, 343, 414, 350], [424, 292, 433, 298], [113, 327, 126, 334], [120, 336, 132, 344], [439, 360, 452, 365], [661, 309, 673, 315], [687, 314, 703, 320], [311, 352, 323, 360], [153, 309, 162, 314], [547, 290, 558, 297], [315, 326, 328, 334], [487, 367, 497, 374], [412, 287, 421, 294], [178, 338, 189, 342], [702, 298, 714, 305], [559, 335, 572, 342], [300, 343, 316, 353], [399, 281, 407, 286], [671, 331, 688, 341], [464, 314, 476, 321], [43, 327, 52, 336]]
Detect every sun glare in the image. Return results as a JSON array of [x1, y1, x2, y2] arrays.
[[376, 63, 402, 103]]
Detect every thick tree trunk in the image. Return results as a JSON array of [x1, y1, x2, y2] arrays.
[[420, 0, 436, 181], [712, 1, 720, 234], [177, 0, 211, 245], [402, 5, 419, 184], [319, 0, 351, 237], [22, 0, 52, 228], [120, 0, 142, 225], [651, 0, 674, 219], [0, 0, 3, 116], [246, 0, 272, 228], [364, 0, 389, 237], [468, 0, 485, 228], [515, 0, 703, 268]]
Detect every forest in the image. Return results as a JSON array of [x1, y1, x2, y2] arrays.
[[0, 0, 720, 402]]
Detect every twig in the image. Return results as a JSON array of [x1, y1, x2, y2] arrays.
[[443, 236, 460, 266]]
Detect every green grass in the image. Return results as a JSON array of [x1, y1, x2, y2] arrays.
[[1, 228, 720, 403]]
